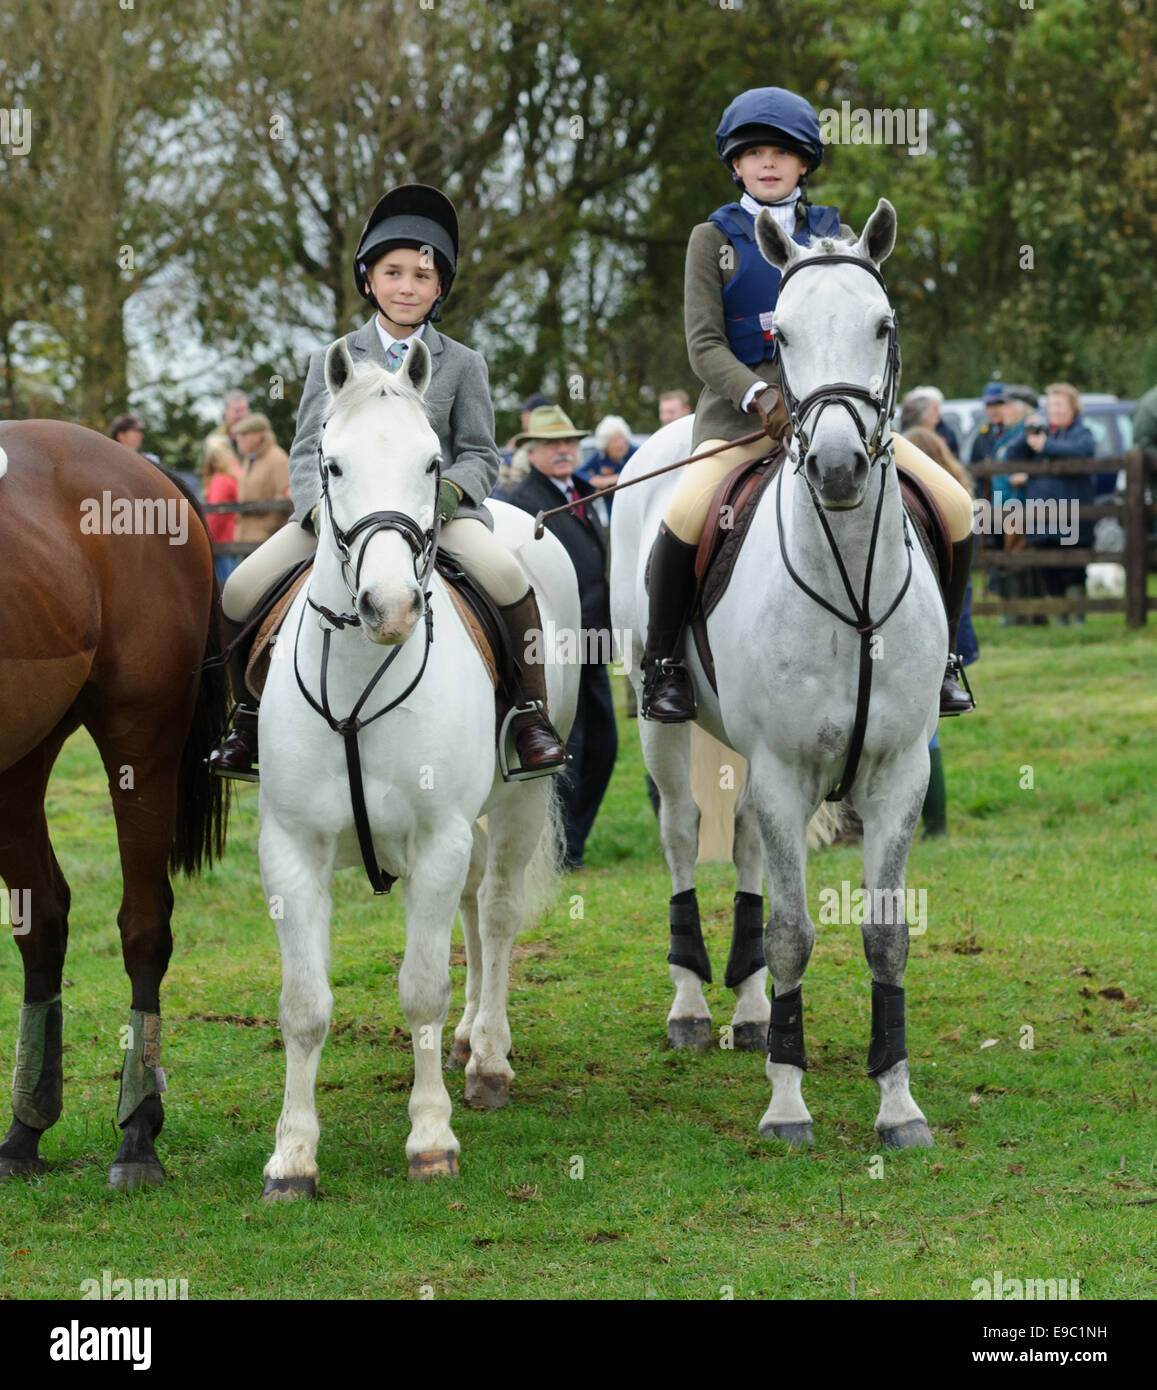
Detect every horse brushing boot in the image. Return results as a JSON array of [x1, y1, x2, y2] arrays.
[[641, 522, 699, 722], [497, 587, 568, 780], [940, 537, 976, 716], [207, 615, 261, 781]]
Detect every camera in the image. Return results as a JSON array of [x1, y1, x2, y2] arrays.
[[1025, 415, 1047, 433]]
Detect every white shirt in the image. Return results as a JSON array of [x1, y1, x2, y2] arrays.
[[374, 316, 426, 364]]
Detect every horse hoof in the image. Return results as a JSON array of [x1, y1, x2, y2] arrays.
[[107, 1160, 166, 1191], [667, 1017, 713, 1050], [463, 1073, 510, 1110], [878, 1118, 934, 1149], [759, 1121, 815, 1147], [261, 1175, 317, 1202], [407, 1150, 459, 1180], [0, 1155, 45, 1179], [445, 1038, 471, 1072], [731, 1021, 768, 1053]]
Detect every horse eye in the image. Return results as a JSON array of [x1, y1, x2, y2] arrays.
[[426, 456, 442, 475], [877, 319, 892, 338], [327, 462, 342, 477]]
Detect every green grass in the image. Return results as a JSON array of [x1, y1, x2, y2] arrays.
[[1, 613, 1154, 1300]]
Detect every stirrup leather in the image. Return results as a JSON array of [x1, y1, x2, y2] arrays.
[[498, 700, 569, 782]]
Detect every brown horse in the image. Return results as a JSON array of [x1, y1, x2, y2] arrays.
[[0, 420, 230, 1188]]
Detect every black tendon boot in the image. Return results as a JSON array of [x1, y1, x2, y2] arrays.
[[207, 615, 261, 780], [497, 587, 568, 777], [641, 522, 700, 722], [941, 536, 976, 715]]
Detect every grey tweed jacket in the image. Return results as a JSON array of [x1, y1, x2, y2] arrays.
[[287, 316, 499, 531]]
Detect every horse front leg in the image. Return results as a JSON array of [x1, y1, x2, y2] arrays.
[[400, 829, 472, 1178], [858, 755, 934, 1149], [640, 719, 712, 1049], [726, 775, 770, 1052], [260, 818, 334, 1201], [447, 821, 487, 1073], [750, 765, 816, 1146]]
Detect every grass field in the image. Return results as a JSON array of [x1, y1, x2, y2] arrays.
[[1, 612, 1154, 1300]]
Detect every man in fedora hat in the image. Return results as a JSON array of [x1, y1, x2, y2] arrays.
[[507, 406, 618, 869], [230, 412, 290, 546]]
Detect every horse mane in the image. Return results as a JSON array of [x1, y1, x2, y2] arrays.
[[324, 360, 428, 425]]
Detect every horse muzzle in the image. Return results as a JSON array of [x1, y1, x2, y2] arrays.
[[805, 447, 870, 510], [357, 584, 424, 645]]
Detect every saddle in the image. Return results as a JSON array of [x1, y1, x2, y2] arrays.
[[648, 449, 954, 694], [245, 555, 509, 705]]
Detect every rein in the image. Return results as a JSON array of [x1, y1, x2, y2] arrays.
[[292, 440, 442, 893], [771, 251, 911, 803]]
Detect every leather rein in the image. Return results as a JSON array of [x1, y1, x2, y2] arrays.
[[772, 252, 912, 802], [292, 440, 443, 893]]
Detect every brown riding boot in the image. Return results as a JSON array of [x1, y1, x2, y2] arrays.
[[641, 522, 699, 722], [941, 536, 976, 716], [498, 587, 569, 777], [207, 616, 261, 781]]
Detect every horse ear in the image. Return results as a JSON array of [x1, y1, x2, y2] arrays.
[[857, 198, 897, 267], [402, 338, 432, 397], [325, 339, 356, 398], [754, 208, 802, 272]]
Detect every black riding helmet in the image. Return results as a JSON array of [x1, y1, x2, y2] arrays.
[[354, 184, 459, 324]]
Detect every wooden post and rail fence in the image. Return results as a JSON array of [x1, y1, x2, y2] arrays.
[[967, 449, 1155, 628]]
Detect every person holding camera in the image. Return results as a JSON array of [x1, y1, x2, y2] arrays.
[[1004, 382, 1096, 625]]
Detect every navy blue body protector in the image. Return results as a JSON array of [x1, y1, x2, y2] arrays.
[[708, 202, 841, 367]]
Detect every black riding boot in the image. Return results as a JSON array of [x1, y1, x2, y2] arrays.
[[207, 615, 261, 781], [641, 522, 700, 722], [497, 587, 568, 777], [941, 536, 976, 716]]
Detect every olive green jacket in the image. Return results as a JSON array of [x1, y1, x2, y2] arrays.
[[684, 220, 781, 447]]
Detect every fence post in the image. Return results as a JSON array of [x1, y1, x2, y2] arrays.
[[1123, 449, 1147, 628]]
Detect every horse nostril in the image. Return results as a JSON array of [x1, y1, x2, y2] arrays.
[[358, 591, 381, 625], [409, 590, 422, 616]]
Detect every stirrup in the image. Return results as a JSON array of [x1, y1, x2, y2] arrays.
[[940, 653, 976, 716], [206, 703, 261, 782], [498, 700, 569, 783]]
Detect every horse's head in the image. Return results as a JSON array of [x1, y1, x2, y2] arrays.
[[756, 198, 899, 510], [319, 339, 442, 645]]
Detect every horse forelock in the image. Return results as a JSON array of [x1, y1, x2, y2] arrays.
[[324, 362, 428, 428]]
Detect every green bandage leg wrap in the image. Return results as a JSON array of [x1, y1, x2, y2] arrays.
[[13, 996, 64, 1130], [116, 1010, 163, 1128]]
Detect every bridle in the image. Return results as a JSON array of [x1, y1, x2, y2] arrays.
[[291, 433, 443, 893], [771, 251, 916, 804]]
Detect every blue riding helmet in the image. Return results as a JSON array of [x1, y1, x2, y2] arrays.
[[715, 87, 825, 175]]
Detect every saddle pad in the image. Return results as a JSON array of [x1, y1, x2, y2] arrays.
[[246, 565, 313, 700], [245, 563, 500, 702], [897, 465, 953, 591]]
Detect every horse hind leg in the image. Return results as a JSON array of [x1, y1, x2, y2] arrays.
[[0, 735, 75, 1178], [725, 775, 770, 1053], [447, 821, 487, 1073], [640, 720, 712, 1049]]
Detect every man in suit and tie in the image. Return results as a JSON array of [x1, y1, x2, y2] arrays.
[[211, 185, 568, 779], [507, 406, 619, 869]]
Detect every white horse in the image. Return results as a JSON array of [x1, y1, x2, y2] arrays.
[[257, 339, 580, 1194], [611, 199, 941, 1148]]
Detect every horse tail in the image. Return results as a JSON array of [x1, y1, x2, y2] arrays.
[[171, 567, 232, 875], [689, 725, 844, 861], [521, 780, 566, 927]]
